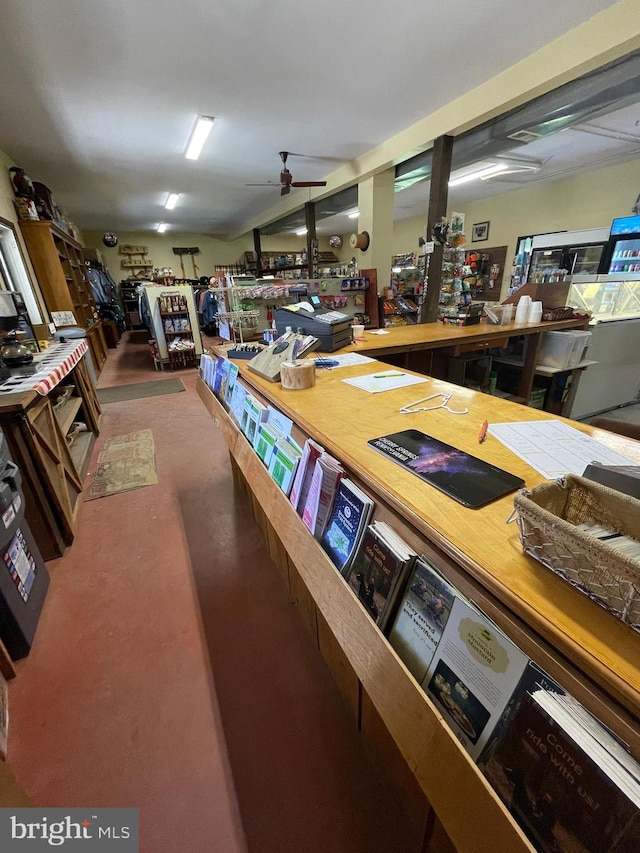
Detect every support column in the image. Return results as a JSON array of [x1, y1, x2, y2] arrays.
[[304, 202, 317, 278], [357, 169, 395, 294], [253, 228, 262, 272], [419, 134, 453, 324]]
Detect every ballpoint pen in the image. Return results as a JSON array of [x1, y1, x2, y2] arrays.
[[478, 420, 489, 443], [374, 372, 405, 378]]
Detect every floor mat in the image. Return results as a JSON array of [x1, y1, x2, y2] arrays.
[[97, 378, 185, 404], [86, 429, 158, 500]]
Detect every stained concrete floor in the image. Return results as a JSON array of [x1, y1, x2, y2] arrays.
[[6, 333, 422, 853]]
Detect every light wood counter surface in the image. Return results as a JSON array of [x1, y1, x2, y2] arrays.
[[330, 316, 588, 357], [210, 350, 640, 739]]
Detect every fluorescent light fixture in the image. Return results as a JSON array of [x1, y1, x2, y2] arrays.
[[165, 193, 180, 210], [348, 210, 359, 219], [448, 164, 505, 187], [157, 223, 167, 233], [185, 115, 215, 161], [480, 164, 541, 181], [295, 228, 307, 236]]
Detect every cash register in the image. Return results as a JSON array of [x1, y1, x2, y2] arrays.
[[274, 296, 353, 351]]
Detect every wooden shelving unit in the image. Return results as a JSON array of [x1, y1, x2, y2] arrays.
[[18, 220, 109, 377], [0, 353, 102, 561]]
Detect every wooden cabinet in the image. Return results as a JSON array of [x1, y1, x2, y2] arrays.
[[0, 354, 101, 561], [19, 221, 107, 377]]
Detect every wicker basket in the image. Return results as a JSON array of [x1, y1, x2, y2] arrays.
[[168, 348, 198, 370], [541, 306, 575, 321], [513, 474, 640, 631]]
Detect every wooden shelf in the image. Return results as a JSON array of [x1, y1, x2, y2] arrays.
[[69, 431, 93, 476], [164, 330, 193, 336], [160, 310, 189, 317], [54, 396, 82, 436], [492, 356, 599, 376]]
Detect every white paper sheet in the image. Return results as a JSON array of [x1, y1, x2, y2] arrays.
[[342, 370, 429, 394], [314, 353, 375, 369], [488, 420, 638, 479]]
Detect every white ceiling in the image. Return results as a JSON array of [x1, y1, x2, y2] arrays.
[[0, 0, 632, 240]]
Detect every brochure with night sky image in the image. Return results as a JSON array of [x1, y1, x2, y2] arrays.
[[367, 429, 524, 508]]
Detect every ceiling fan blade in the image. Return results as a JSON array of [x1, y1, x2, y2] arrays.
[[280, 184, 291, 196], [290, 181, 328, 188]]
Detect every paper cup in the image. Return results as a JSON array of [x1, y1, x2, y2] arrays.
[[352, 324, 365, 340]]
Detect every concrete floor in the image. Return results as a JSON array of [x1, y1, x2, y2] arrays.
[[6, 333, 421, 853]]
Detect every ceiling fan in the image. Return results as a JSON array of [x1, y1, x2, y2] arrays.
[[246, 151, 328, 196]]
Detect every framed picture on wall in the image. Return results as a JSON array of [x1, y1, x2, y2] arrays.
[[472, 222, 490, 242]]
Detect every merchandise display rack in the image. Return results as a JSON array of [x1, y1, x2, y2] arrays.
[[212, 275, 261, 343]]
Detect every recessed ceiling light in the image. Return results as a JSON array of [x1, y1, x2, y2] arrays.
[[295, 228, 307, 236], [348, 210, 359, 219], [157, 223, 167, 233], [185, 116, 215, 161], [165, 193, 180, 210]]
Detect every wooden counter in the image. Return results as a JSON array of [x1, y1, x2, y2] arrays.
[[0, 351, 101, 561], [331, 317, 590, 413], [333, 316, 588, 357], [197, 355, 640, 852]]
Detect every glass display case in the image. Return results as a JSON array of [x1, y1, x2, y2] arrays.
[[568, 273, 640, 321]]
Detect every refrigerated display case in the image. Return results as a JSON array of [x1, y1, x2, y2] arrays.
[[527, 228, 608, 283], [568, 273, 640, 320], [599, 214, 640, 274], [566, 273, 640, 419]]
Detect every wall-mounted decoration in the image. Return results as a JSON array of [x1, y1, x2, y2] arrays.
[[102, 233, 119, 248], [349, 231, 370, 251], [472, 221, 490, 242], [450, 212, 465, 234]]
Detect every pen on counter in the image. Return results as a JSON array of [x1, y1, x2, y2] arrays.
[[373, 372, 405, 378], [478, 420, 489, 443]]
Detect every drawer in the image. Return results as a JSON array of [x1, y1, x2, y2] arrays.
[[443, 337, 509, 356]]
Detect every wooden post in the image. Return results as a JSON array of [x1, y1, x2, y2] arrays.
[[419, 135, 453, 324], [253, 228, 262, 272], [305, 201, 317, 278]]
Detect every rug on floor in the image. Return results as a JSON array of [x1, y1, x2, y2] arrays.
[[86, 429, 158, 500], [97, 378, 185, 404]]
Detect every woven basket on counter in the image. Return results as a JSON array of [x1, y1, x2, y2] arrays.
[[513, 474, 640, 631], [540, 306, 575, 321]]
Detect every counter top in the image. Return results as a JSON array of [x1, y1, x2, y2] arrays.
[[330, 316, 588, 356], [220, 354, 640, 735]]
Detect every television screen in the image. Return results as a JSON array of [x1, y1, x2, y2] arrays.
[[610, 215, 640, 236]]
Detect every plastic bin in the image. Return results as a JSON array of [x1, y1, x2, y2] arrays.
[[564, 330, 592, 368], [537, 331, 578, 369], [485, 304, 514, 325]]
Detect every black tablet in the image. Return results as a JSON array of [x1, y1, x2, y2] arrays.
[[368, 429, 524, 508]]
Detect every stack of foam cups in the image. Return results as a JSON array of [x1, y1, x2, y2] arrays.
[[515, 295, 532, 324]]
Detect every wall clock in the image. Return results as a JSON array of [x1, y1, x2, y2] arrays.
[[329, 235, 342, 249]]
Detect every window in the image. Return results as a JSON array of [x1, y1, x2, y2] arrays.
[[0, 219, 43, 324]]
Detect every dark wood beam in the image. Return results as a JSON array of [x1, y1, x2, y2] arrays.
[[253, 228, 262, 270], [305, 201, 317, 278], [419, 134, 453, 324]]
